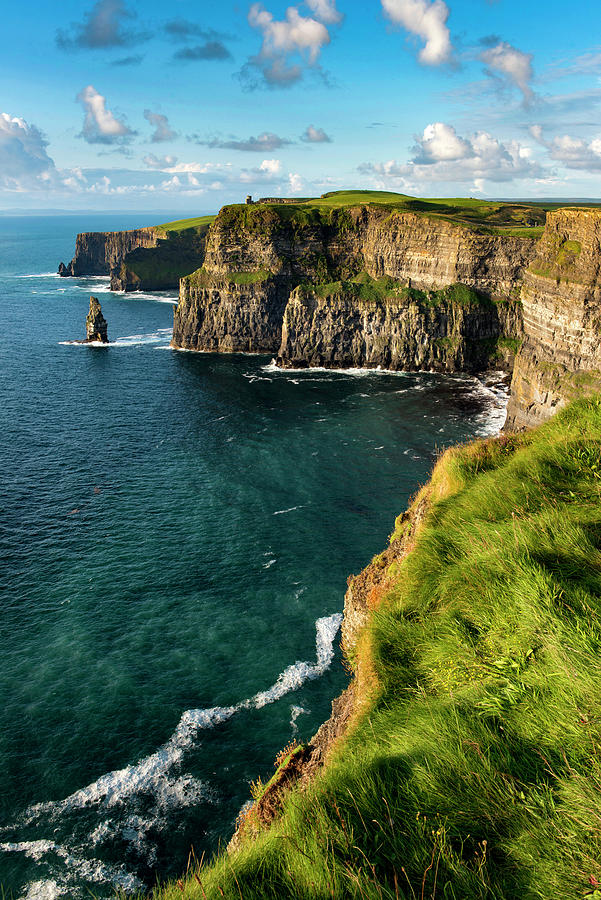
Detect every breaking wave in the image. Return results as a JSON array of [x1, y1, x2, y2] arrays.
[[7, 614, 342, 899]]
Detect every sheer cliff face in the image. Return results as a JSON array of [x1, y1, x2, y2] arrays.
[[61, 229, 159, 276], [171, 205, 534, 366], [278, 288, 522, 373], [358, 210, 534, 297], [505, 209, 601, 431], [173, 273, 290, 353]]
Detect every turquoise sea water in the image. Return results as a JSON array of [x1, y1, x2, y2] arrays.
[[0, 215, 508, 899]]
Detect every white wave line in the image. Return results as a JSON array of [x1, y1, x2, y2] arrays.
[[22, 614, 342, 824], [1, 841, 142, 894]]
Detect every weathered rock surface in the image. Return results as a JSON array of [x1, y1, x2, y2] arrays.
[[58, 224, 210, 293], [172, 204, 535, 371], [278, 286, 522, 373], [110, 226, 210, 293], [59, 228, 159, 277], [505, 208, 601, 430], [85, 296, 108, 343], [173, 272, 290, 352]]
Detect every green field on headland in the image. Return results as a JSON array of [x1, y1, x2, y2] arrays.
[[157, 191, 601, 240], [153, 394, 601, 900]]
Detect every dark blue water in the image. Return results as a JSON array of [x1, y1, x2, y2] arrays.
[[0, 216, 507, 899]]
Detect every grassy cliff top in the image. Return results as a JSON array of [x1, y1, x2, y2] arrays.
[[211, 191, 552, 238], [154, 393, 601, 900], [156, 214, 216, 234], [157, 193, 601, 239]]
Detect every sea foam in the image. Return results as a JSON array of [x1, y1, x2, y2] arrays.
[[15, 613, 342, 895]]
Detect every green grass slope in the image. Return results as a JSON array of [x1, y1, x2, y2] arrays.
[[156, 394, 601, 900], [156, 215, 216, 234]]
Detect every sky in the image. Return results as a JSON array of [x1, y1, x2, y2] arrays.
[[1, 0, 600, 213]]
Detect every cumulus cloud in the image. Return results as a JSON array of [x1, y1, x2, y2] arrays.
[[144, 110, 178, 143], [244, 2, 333, 87], [288, 171, 305, 193], [301, 124, 331, 142], [77, 85, 135, 144], [412, 121, 471, 162], [143, 153, 178, 169], [0, 113, 59, 190], [305, 0, 343, 25], [359, 121, 541, 187], [480, 40, 534, 104], [196, 131, 292, 152], [530, 124, 601, 171], [56, 0, 147, 50], [381, 0, 452, 65], [240, 158, 283, 182]]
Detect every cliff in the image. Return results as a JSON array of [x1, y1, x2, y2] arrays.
[[172, 203, 535, 373], [160, 393, 601, 899], [58, 218, 212, 292], [59, 228, 159, 277], [505, 208, 601, 430]]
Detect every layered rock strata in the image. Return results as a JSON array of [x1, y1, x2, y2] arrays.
[[505, 208, 601, 430], [278, 285, 521, 373], [172, 205, 535, 371], [59, 229, 159, 277], [58, 225, 209, 292]]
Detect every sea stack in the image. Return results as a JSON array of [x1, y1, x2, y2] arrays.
[[85, 296, 108, 343]]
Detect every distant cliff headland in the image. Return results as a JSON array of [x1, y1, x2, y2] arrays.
[[60, 190, 601, 432], [59, 215, 214, 292]]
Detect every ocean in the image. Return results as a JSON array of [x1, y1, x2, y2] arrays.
[[0, 214, 508, 899]]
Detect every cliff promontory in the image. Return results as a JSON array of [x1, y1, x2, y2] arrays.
[[172, 199, 536, 374], [58, 216, 213, 292], [59, 227, 159, 277]]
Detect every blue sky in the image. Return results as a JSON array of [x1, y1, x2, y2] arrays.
[[2, 0, 600, 212]]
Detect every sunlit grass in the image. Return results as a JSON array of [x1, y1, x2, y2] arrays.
[[154, 394, 601, 899]]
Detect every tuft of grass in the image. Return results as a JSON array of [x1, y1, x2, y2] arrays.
[[227, 269, 272, 285], [155, 394, 601, 899]]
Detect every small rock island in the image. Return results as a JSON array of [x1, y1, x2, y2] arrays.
[[85, 296, 108, 343]]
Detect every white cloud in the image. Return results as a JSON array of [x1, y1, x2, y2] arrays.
[[288, 172, 304, 193], [165, 161, 229, 174], [480, 41, 534, 103], [305, 0, 343, 25], [259, 158, 282, 175], [413, 122, 471, 162], [144, 110, 178, 143], [78, 85, 134, 144], [359, 121, 541, 188], [246, 3, 332, 86], [531, 126, 601, 171], [0, 113, 60, 191], [240, 157, 284, 182], [381, 0, 452, 65], [301, 124, 331, 142], [143, 153, 178, 169]]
